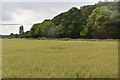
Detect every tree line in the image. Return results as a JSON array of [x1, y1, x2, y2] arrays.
[[3, 2, 120, 39]]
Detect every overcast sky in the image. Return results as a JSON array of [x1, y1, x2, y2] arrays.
[[0, 0, 102, 35]]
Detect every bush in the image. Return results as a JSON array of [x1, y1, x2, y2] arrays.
[[62, 38, 71, 41], [38, 37, 46, 40]]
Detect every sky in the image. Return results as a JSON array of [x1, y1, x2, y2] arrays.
[[0, 0, 101, 35]]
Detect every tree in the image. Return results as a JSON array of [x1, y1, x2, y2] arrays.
[[52, 7, 84, 38], [23, 31, 30, 38], [40, 20, 53, 37], [19, 25, 24, 38], [14, 34, 19, 38], [19, 25, 24, 34], [107, 10, 120, 39], [48, 27, 57, 38], [29, 24, 39, 38], [81, 6, 112, 39]]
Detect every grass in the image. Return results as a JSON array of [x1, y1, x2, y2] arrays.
[[2, 39, 118, 78]]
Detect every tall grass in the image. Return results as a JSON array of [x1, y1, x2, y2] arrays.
[[2, 39, 118, 78]]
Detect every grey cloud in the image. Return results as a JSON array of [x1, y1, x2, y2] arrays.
[[2, 2, 96, 22], [2, 11, 13, 21]]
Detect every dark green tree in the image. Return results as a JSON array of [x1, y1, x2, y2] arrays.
[[81, 6, 112, 39], [19, 25, 24, 34]]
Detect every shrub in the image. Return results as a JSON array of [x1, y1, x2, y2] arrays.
[[62, 38, 71, 41], [38, 37, 46, 40]]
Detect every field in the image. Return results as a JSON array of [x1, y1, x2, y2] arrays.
[[2, 39, 118, 78]]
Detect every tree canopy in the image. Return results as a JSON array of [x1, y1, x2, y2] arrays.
[[16, 2, 120, 39]]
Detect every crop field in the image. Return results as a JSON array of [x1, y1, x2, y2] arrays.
[[2, 39, 118, 78]]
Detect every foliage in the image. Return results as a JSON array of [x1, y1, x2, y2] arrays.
[[62, 38, 71, 41], [29, 23, 42, 38], [38, 37, 46, 40], [29, 20, 54, 38], [19, 25, 24, 34], [81, 6, 112, 39], [2, 33, 19, 38], [97, 2, 118, 11], [52, 7, 84, 38]]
